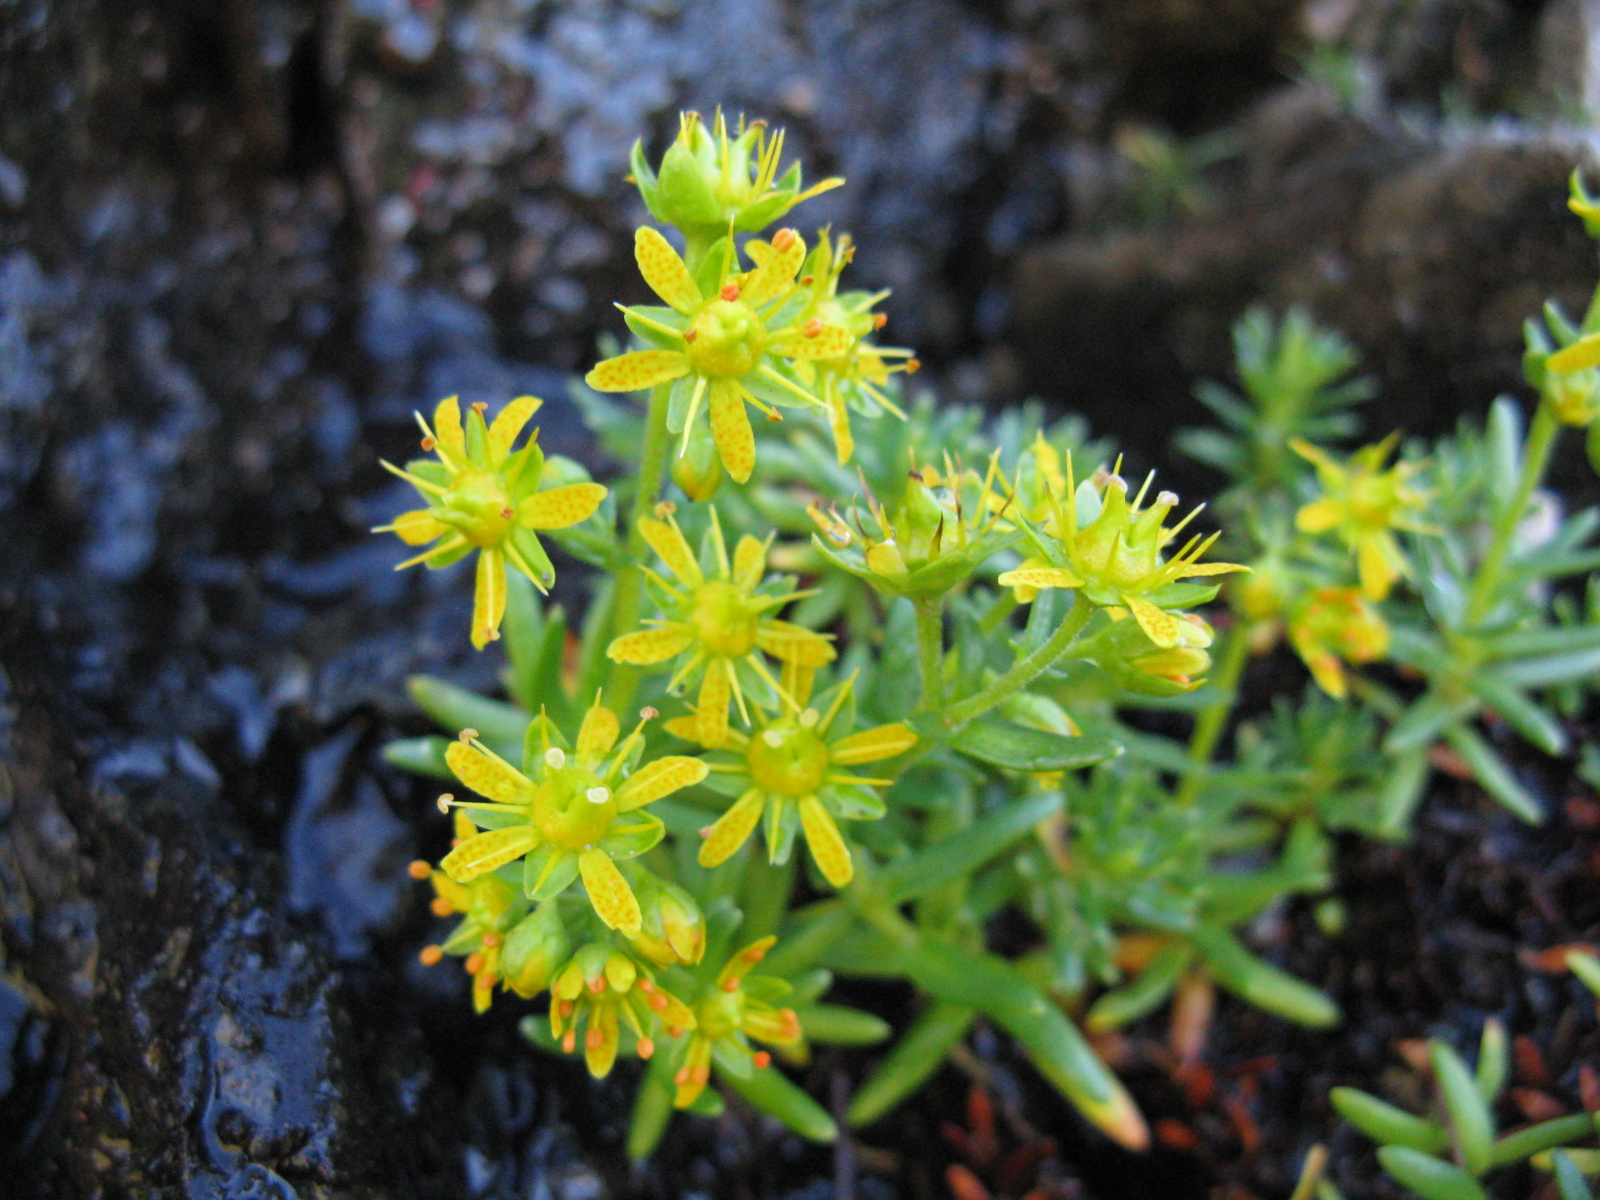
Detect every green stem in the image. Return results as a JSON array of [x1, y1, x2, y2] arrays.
[[607, 382, 673, 715], [1466, 403, 1560, 625], [914, 597, 945, 710], [1174, 618, 1251, 806], [942, 593, 1091, 729]]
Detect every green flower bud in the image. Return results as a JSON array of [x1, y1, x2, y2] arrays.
[[500, 902, 572, 998], [672, 420, 723, 501], [628, 873, 706, 966], [1547, 367, 1600, 426]]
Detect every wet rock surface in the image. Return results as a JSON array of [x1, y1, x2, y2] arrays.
[[1, 0, 1597, 1196]]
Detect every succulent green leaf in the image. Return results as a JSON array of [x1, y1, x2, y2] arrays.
[[847, 1002, 976, 1127], [1377, 1148, 1488, 1200], [1331, 1087, 1449, 1153], [794, 1004, 892, 1045], [724, 1064, 837, 1143], [1430, 1039, 1494, 1175], [1190, 926, 1340, 1027]]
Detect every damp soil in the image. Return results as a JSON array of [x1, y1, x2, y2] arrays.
[[3, 1, 1599, 1197]]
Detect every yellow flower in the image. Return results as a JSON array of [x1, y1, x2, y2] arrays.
[[435, 699, 708, 937], [374, 396, 607, 648], [761, 229, 917, 464], [671, 936, 802, 1109], [410, 816, 528, 1013], [584, 225, 850, 484], [997, 461, 1246, 649], [631, 110, 843, 238], [1291, 434, 1430, 601], [673, 667, 915, 888], [607, 506, 835, 747], [1288, 586, 1390, 699], [549, 943, 696, 1079]]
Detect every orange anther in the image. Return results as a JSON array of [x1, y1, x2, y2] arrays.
[[684, 329, 697, 343], [721, 978, 740, 992], [742, 945, 767, 962], [562, 1030, 576, 1053], [430, 897, 453, 917], [772, 229, 796, 252], [558, 999, 575, 1018], [800, 274, 814, 286], [586, 1026, 604, 1050], [699, 826, 713, 839], [905, 358, 921, 374], [872, 313, 887, 330], [588, 975, 606, 994], [479, 973, 496, 990], [752, 1051, 771, 1069], [803, 318, 823, 338], [636, 1037, 655, 1060], [500, 507, 514, 519], [675, 1067, 690, 1086], [420, 436, 436, 451], [640, 706, 659, 719], [720, 283, 740, 301], [480, 932, 500, 948], [637, 978, 657, 994], [648, 993, 669, 1012], [464, 953, 484, 975], [471, 401, 488, 413], [667, 1025, 685, 1037], [408, 859, 434, 880], [419, 945, 444, 966], [766, 410, 783, 422], [693, 1064, 711, 1085]]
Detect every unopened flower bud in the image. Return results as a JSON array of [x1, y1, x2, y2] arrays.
[[499, 903, 571, 999], [672, 421, 723, 501]]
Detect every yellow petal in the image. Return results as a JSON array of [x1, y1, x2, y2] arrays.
[[472, 549, 507, 650], [580, 848, 642, 935], [829, 723, 916, 765], [696, 659, 731, 748], [585, 349, 690, 393], [673, 1035, 714, 1108], [585, 1002, 620, 1078], [826, 388, 854, 465], [1175, 561, 1250, 577], [520, 482, 607, 530], [640, 515, 703, 586], [1358, 537, 1396, 601], [710, 378, 755, 484], [1295, 498, 1342, 534], [662, 714, 704, 742], [388, 509, 447, 546], [756, 620, 836, 667], [1125, 595, 1180, 650], [487, 395, 541, 463], [607, 626, 695, 665], [635, 226, 702, 315], [440, 825, 540, 882], [732, 535, 767, 590], [699, 788, 764, 867], [1304, 649, 1348, 699], [575, 703, 620, 765], [740, 228, 805, 309], [615, 756, 710, 810], [774, 322, 854, 360], [996, 566, 1083, 591], [798, 795, 852, 887], [1548, 333, 1600, 373], [445, 739, 533, 803], [434, 396, 466, 463]]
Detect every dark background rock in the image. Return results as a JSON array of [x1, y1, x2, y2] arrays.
[[2, 0, 1598, 1195]]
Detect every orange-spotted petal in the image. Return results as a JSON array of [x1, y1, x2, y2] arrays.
[[640, 515, 703, 587], [445, 739, 533, 803], [1295, 497, 1341, 535], [635, 226, 702, 315], [798, 795, 852, 887], [608, 625, 695, 665], [579, 848, 642, 935], [1125, 595, 1180, 650], [487, 395, 541, 463], [756, 620, 836, 667], [615, 756, 710, 810], [586, 350, 691, 393], [662, 714, 705, 743], [741, 228, 805, 309], [519, 482, 606, 530], [585, 1002, 620, 1078], [997, 566, 1084, 592], [698, 788, 764, 867], [696, 659, 731, 748], [829, 723, 916, 765], [441, 825, 541, 883], [732, 534, 767, 590], [433, 396, 466, 463], [472, 548, 508, 650], [575, 703, 620, 764], [709, 379, 755, 484], [387, 509, 448, 546], [773, 322, 854, 360]]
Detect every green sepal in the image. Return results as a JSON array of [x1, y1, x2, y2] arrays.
[[623, 305, 688, 351], [627, 1056, 675, 1162], [712, 1036, 756, 1080], [503, 437, 545, 496], [1189, 925, 1339, 1027], [684, 1083, 725, 1116], [464, 404, 490, 466], [1376, 1147, 1488, 1200], [523, 844, 580, 899], [656, 139, 725, 229], [523, 709, 571, 770], [1443, 724, 1542, 823], [847, 1002, 976, 1127], [508, 526, 556, 592], [599, 812, 667, 860], [823, 783, 886, 821], [1143, 581, 1223, 610], [938, 716, 1123, 772], [1330, 1087, 1449, 1153], [629, 137, 664, 222], [404, 459, 452, 488], [691, 235, 734, 301], [424, 541, 473, 571], [723, 1064, 837, 1143]]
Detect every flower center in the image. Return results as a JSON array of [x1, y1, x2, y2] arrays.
[[691, 581, 758, 657], [438, 468, 514, 547], [1347, 475, 1395, 530], [531, 766, 615, 849], [746, 721, 829, 797], [686, 299, 766, 378], [697, 988, 744, 1040]]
